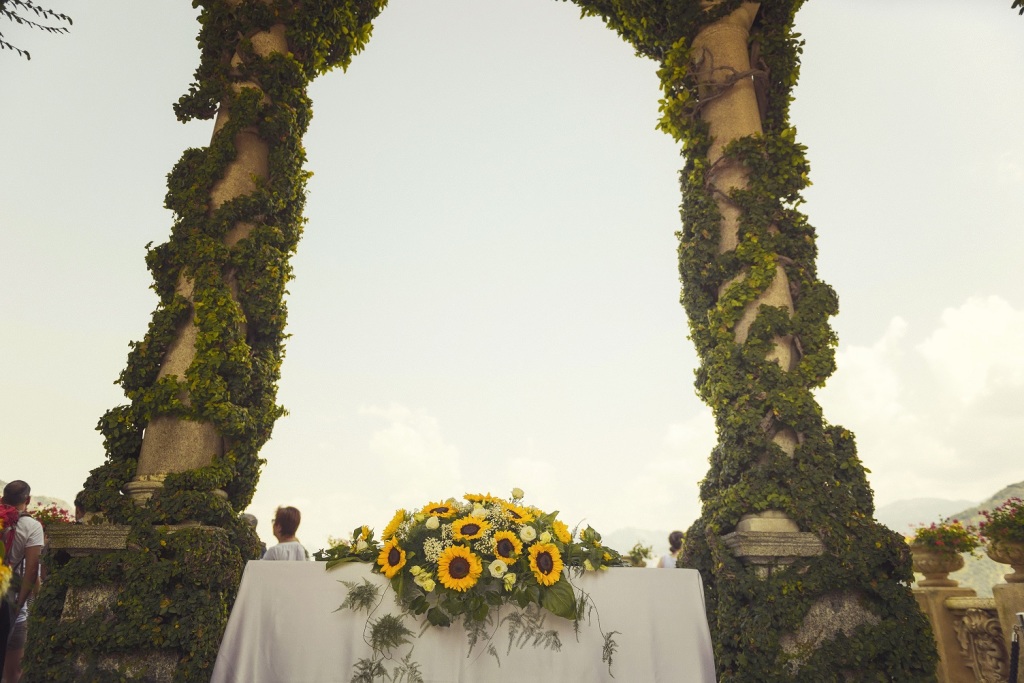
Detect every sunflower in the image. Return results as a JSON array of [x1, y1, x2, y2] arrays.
[[464, 492, 500, 504], [492, 530, 523, 560], [437, 545, 482, 592], [420, 501, 458, 518], [528, 542, 564, 586], [377, 538, 407, 579], [500, 502, 534, 524], [381, 509, 405, 541], [452, 516, 491, 541], [552, 520, 572, 544]]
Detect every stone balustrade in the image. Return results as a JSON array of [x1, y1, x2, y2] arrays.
[[914, 567, 1023, 682]]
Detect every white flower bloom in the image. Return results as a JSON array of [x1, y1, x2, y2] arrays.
[[409, 565, 422, 576], [472, 505, 487, 518], [422, 578, 436, 592], [423, 538, 444, 563], [413, 512, 426, 522], [503, 573, 517, 591], [539, 531, 552, 544], [355, 539, 368, 552], [511, 487, 525, 500], [488, 559, 508, 578], [425, 516, 440, 530], [519, 526, 537, 542]]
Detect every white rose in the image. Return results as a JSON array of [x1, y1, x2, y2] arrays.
[[355, 539, 368, 552], [488, 559, 508, 578], [425, 516, 440, 530], [422, 578, 436, 592], [519, 526, 537, 542], [503, 573, 517, 591], [409, 565, 422, 576], [472, 505, 486, 518], [539, 531, 552, 544], [511, 487, 525, 500]]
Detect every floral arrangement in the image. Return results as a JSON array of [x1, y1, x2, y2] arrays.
[[318, 489, 622, 625], [316, 489, 623, 679], [910, 518, 980, 555], [979, 498, 1024, 544], [29, 504, 74, 528]]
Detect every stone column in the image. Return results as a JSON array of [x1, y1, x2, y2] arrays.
[[992, 583, 1024, 682], [123, 15, 288, 502], [914, 587, 981, 683]]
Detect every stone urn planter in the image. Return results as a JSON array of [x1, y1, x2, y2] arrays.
[[985, 539, 1024, 583], [910, 544, 964, 587]]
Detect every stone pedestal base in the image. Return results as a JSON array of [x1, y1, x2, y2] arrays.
[[721, 510, 824, 578]]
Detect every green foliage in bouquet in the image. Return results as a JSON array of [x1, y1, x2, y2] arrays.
[[980, 498, 1024, 544], [911, 518, 980, 555], [627, 542, 653, 567]]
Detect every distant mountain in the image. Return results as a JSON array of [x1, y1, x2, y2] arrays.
[[875, 497, 975, 536], [948, 482, 1024, 524]]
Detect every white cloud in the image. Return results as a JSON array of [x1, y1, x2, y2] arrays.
[[817, 297, 1024, 507], [817, 317, 908, 424], [916, 295, 1024, 404], [996, 152, 1024, 186], [358, 403, 465, 497]]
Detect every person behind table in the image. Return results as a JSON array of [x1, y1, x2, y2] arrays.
[[657, 530, 685, 568], [262, 506, 309, 561], [2, 480, 45, 683]]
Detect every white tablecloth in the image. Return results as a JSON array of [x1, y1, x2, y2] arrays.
[[211, 562, 716, 683]]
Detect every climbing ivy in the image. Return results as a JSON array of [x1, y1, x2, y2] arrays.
[[568, 0, 937, 680], [25, 1, 386, 680]]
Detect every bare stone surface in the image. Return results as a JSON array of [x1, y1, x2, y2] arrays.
[[736, 510, 800, 533], [61, 585, 119, 622], [46, 523, 131, 557], [779, 592, 881, 674], [73, 650, 178, 683]]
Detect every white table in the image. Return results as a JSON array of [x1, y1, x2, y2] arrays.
[[212, 562, 716, 683]]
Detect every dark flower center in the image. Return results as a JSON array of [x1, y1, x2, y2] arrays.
[[462, 523, 480, 536], [537, 552, 554, 574], [449, 557, 470, 579], [430, 506, 450, 515], [508, 509, 521, 519], [388, 547, 401, 566], [496, 539, 514, 557]]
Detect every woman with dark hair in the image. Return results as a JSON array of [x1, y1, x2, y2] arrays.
[[657, 530, 685, 568], [262, 506, 309, 561]]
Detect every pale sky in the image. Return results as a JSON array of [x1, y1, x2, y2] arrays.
[[2, 1, 1022, 554]]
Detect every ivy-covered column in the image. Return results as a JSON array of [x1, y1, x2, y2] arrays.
[[571, 0, 938, 679], [26, 1, 386, 681]]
